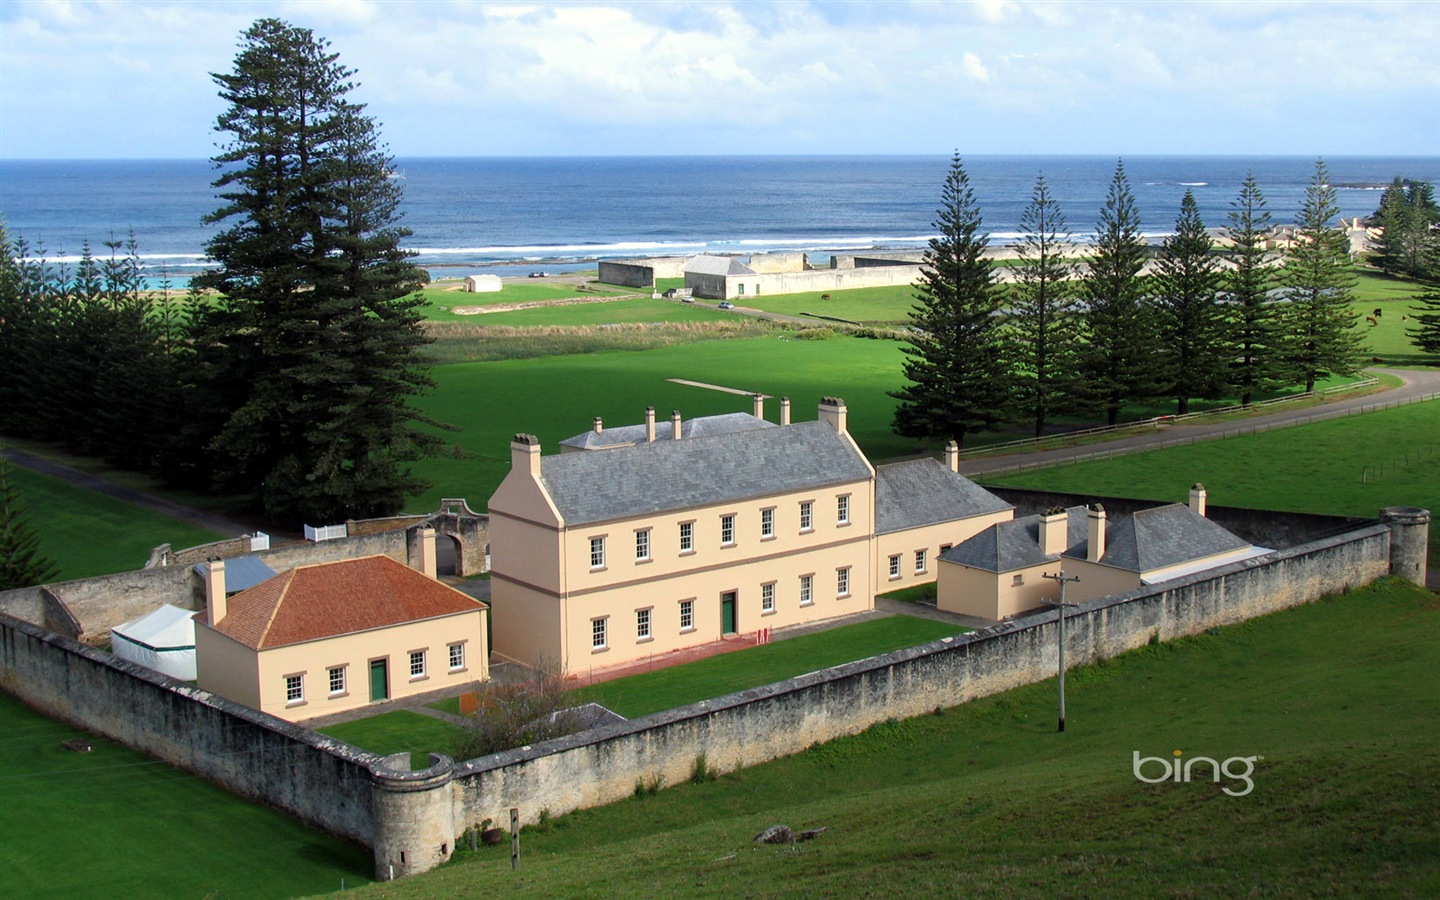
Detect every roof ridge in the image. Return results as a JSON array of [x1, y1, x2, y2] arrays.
[[255, 568, 298, 649]]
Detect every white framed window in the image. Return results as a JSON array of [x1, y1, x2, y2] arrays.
[[636, 608, 652, 640], [837, 567, 851, 598], [761, 507, 775, 539], [761, 582, 776, 613], [888, 554, 902, 579], [409, 649, 427, 679], [592, 616, 608, 650], [1012, 573, 1024, 587], [799, 501, 814, 532], [837, 494, 851, 525], [636, 528, 651, 562], [679, 599, 695, 632], [679, 521, 694, 554], [590, 536, 607, 569], [799, 574, 814, 606], [915, 549, 927, 574], [327, 666, 346, 695], [448, 642, 466, 671], [720, 514, 736, 546], [285, 673, 304, 704]]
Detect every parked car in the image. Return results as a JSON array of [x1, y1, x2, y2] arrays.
[[528, 271, 549, 278], [681, 296, 695, 303], [718, 301, 735, 309]]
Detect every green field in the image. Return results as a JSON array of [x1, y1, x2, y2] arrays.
[[4, 464, 225, 581], [352, 578, 1440, 898], [0, 692, 372, 898]]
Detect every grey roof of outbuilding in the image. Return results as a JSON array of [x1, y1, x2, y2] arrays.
[[192, 555, 276, 593], [1063, 503, 1250, 572], [539, 420, 871, 525], [685, 255, 756, 276], [940, 506, 1088, 572], [559, 413, 774, 450], [873, 459, 1012, 534]]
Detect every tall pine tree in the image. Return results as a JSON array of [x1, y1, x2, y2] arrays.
[[891, 154, 1012, 449], [195, 19, 442, 523], [1279, 159, 1363, 394], [1225, 173, 1286, 406], [1073, 160, 1158, 426], [0, 453, 60, 591], [1154, 190, 1225, 414], [1007, 173, 1077, 438]]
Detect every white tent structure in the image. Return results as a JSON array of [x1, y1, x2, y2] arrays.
[[464, 274, 502, 293], [111, 604, 197, 681]]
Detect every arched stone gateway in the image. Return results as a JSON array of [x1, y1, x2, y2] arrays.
[[409, 499, 489, 577]]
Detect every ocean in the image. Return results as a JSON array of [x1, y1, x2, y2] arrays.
[[2, 155, 1437, 284]]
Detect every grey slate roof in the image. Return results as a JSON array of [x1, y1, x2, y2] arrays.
[[539, 420, 871, 525], [1063, 503, 1250, 572], [559, 413, 774, 450], [940, 506, 1087, 572], [192, 555, 276, 593], [873, 459, 1012, 534], [685, 255, 756, 276]]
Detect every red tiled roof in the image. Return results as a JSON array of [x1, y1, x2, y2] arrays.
[[210, 556, 483, 650]]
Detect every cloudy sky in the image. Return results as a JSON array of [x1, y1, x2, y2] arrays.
[[2, 0, 1436, 159]]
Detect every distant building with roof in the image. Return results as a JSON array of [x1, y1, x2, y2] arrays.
[[193, 539, 488, 722], [937, 485, 1271, 619], [486, 397, 1012, 675]]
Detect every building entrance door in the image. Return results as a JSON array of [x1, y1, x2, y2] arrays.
[[721, 591, 737, 635], [369, 658, 389, 701]]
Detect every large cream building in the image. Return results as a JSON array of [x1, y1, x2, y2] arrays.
[[487, 397, 1013, 675]]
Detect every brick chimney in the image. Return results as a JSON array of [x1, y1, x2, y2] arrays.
[[818, 396, 848, 434], [1189, 483, 1207, 517], [1040, 507, 1067, 556], [671, 410, 683, 440], [417, 527, 438, 580], [205, 559, 227, 627], [1086, 504, 1107, 562], [752, 393, 764, 420], [511, 433, 541, 476], [780, 397, 791, 426], [645, 406, 656, 443], [945, 441, 960, 473]]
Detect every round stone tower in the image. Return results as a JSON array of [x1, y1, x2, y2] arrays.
[[1380, 507, 1430, 586], [370, 753, 456, 880]]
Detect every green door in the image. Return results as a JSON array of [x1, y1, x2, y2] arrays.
[[721, 592, 737, 635], [369, 658, 389, 701]]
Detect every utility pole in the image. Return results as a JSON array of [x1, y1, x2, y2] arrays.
[[1042, 571, 1080, 732]]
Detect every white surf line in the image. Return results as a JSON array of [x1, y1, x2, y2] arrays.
[[667, 378, 769, 398]]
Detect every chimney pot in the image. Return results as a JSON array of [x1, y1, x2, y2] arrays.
[[205, 560, 227, 627], [1086, 504, 1107, 562], [1040, 508, 1067, 556], [417, 527, 438, 579], [1189, 483, 1208, 517], [753, 393, 764, 420], [645, 406, 656, 443], [511, 433, 542, 476], [817, 396, 848, 434], [592, 416, 603, 434], [671, 411, 682, 440], [780, 397, 792, 426], [944, 441, 960, 473]]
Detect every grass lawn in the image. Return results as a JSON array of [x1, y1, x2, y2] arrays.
[[351, 578, 1440, 898], [4, 464, 225, 580], [0, 692, 372, 898], [983, 399, 1440, 566], [419, 282, 632, 318], [444, 296, 730, 327], [318, 710, 468, 764]]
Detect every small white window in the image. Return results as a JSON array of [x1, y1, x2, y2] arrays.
[[721, 514, 736, 546], [761, 508, 775, 539], [448, 642, 465, 671], [799, 501, 814, 532], [679, 599, 695, 632], [285, 673, 304, 704], [679, 521, 694, 553], [915, 549, 927, 574], [636, 608, 652, 640], [592, 617, 608, 649], [409, 649, 426, 679], [837, 494, 850, 525], [888, 554, 901, 579], [328, 666, 346, 695], [799, 574, 813, 606], [590, 536, 606, 569], [636, 529, 651, 562], [761, 582, 776, 613], [837, 567, 851, 598]]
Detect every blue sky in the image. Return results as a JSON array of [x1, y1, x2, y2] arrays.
[[2, 0, 1436, 159]]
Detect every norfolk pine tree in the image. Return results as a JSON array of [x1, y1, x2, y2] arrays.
[[1154, 190, 1225, 414], [1406, 227, 1440, 357], [1225, 173, 1287, 406], [1073, 161, 1159, 426], [196, 19, 442, 523], [891, 154, 1012, 449], [1279, 159, 1363, 394], [1007, 174, 1077, 438], [0, 453, 59, 591]]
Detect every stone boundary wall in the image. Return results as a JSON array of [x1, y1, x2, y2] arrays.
[[0, 612, 378, 844], [598, 258, 688, 287], [347, 514, 431, 538], [752, 264, 922, 297]]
